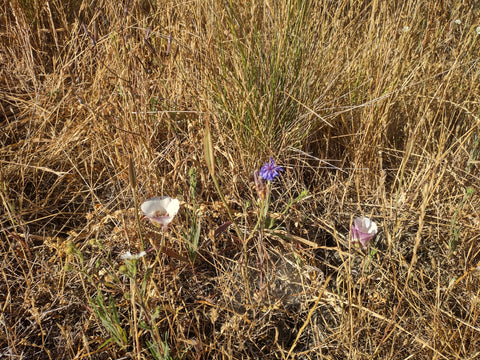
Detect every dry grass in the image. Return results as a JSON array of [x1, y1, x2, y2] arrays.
[[2, 0, 480, 359]]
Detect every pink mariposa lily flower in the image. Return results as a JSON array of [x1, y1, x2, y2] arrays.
[[350, 217, 378, 249]]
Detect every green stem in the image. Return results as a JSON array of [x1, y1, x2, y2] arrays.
[[247, 183, 271, 243], [129, 157, 145, 251]]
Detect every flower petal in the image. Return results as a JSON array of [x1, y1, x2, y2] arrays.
[[166, 198, 180, 217], [141, 196, 168, 216]]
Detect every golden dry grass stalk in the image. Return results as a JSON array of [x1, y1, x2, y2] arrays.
[[1, 0, 480, 359]]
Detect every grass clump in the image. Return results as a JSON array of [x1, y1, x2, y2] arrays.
[[1, 0, 480, 359]]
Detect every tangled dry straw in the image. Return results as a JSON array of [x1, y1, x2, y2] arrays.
[[1, 1, 480, 359]]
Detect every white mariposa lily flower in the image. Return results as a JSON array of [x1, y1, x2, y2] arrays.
[[350, 217, 378, 249], [141, 196, 180, 230], [121, 251, 146, 260]]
